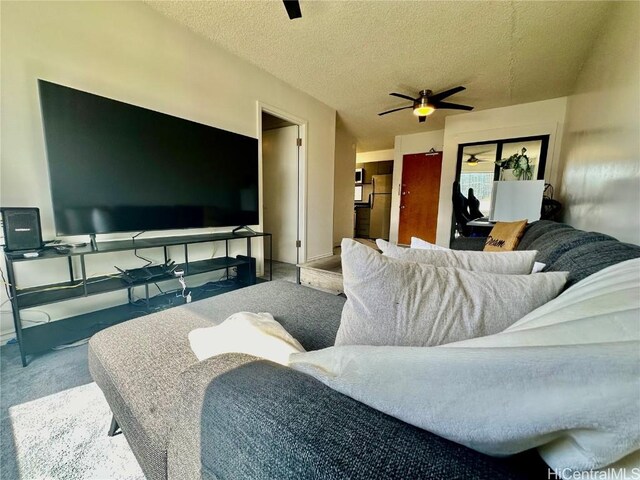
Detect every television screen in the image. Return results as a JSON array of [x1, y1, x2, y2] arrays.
[[38, 80, 259, 235]]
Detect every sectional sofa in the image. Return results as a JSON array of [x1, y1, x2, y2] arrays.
[[88, 220, 640, 479]]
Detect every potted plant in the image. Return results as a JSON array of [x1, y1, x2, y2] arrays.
[[496, 147, 533, 180]]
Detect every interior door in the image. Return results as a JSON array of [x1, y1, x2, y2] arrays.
[[398, 152, 443, 245], [262, 125, 299, 264]]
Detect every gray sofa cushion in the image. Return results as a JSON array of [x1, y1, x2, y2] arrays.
[[199, 360, 548, 480], [517, 221, 640, 287], [546, 240, 640, 288], [89, 281, 346, 480], [449, 236, 486, 251], [516, 221, 574, 251], [520, 227, 614, 266]]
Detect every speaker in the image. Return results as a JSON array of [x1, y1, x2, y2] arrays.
[[235, 255, 257, 285], [1, 208, 44, 252]]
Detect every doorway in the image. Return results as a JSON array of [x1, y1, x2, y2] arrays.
[[354, 160, 393, 240], [260, 109, 304, 279]]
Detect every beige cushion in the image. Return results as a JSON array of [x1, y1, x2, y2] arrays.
[[336, 239, 568, 347], [484, 220, 528, 251], [376, 238, 536, 274]]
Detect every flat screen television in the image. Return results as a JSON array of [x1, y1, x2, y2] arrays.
[[38, 80, 259, 236]]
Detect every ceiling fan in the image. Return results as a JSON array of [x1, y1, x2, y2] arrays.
[[464, 150, 494, 166], [283, 0, 302, 19], [378, 86, 473, 123]]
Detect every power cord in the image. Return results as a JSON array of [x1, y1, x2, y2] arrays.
[[0, 266, 12, 300], [0, 266, 51, 324], [131, 231, 153, 267], [128, 282, 180, 308], [174, 268, 191, 302], [133, 250, 153, 267]]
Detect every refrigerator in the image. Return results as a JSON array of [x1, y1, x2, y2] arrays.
[[369, 174, 392, 240]]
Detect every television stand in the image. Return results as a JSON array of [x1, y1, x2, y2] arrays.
[[232, 225, 256, 234], [4, 230, 272, 366], [89, 233, 98, 251]]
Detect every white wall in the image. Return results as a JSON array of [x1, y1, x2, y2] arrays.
[[333, 119, 357, 248], [388, 131, 445, 243], [0, 1, 336, 340], [558, 1, 640, 245], [356, 149, 394, 164]]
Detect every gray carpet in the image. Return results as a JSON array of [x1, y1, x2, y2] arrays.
[[1, 342, 143, 479], [265, 260, 297, 283]]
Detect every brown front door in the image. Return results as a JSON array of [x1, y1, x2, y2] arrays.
[[398, 152, 443, 245]]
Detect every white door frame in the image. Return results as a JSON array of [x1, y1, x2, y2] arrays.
[[257, 102, 308, 265]]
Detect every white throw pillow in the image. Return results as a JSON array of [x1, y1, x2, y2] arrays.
[[376, 238, 537, 275], [336, 239, 567, 347], [409, 236, 450, 250]]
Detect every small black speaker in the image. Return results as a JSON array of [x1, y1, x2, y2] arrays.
[[235, 255, 257, 285], [1, 208, 44, 252]]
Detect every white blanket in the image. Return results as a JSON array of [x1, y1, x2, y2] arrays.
[[188, 312, 304, 365], [289, 259, 640, 476]]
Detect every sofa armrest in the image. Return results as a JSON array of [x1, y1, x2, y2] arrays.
[[196, 360, 547, 480], [168, 353, 259, 480]]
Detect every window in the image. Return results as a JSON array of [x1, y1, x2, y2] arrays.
[[459, 172, 494, 214]]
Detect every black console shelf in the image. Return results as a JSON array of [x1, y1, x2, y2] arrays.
[[4, 231, 272, 366]]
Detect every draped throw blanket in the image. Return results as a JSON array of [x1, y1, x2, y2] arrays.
[[290, 259, 640, 476]]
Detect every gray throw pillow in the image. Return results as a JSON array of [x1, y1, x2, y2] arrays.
[[376, 239, 536, 274], [336, 239, 568, 347]]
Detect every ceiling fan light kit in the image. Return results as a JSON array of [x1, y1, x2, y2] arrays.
[[413, 90, 435, 116], [464, 151, 494, 166], [379, 86, 474, 123]]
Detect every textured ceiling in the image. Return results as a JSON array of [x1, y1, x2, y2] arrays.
[[145, 0, 611, 151]]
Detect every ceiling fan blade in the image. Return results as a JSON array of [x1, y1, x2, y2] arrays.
[[283, 0, 302, 19], [389, 92, 417, 102], [378, 105, 413, 116], [429, 86, 466, 103], [433, 101, 474, 111], [418, 116, 426, 123]]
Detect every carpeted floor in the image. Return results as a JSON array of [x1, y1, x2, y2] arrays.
[[1, 341, 143, 479], [264, 260, 297, 283]]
